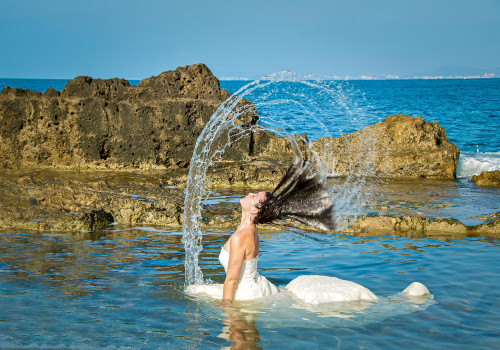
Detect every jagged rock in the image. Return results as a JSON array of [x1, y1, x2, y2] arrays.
[[1, 169, 499, 237], [473, 215, 500, 236], [471, 170, 500, 187], [43, 87, 60, 97], [0, 64, 247, 170], [137, 63, 224, 99], [311, 115, 460, 179], [1, 66, 459, 182], [205, 131, 306, 187]]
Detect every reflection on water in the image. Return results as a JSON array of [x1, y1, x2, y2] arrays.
[[0, 228, 499, 349], [219, 307, 261, 350], [0, 228, 187, 297], [355, 178, 500, 226]]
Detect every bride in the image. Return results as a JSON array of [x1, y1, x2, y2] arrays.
[[187, 160, 337, 303], [187, 160, 429, 303]]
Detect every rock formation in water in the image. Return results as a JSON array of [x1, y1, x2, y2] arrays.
[[1, 65, 459, 180], [341, 214, 500, 239], [3, 63, 487, 235], [471, 170, 500, 187], [0, 170, 185, 232], [0, 64, 248, 169], [1, 168, 498, 237], [311, 115, 460, 179]]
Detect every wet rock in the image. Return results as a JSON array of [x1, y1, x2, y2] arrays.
[[1, 169, 499, 238], [343, 215, 469, 236], [311, 115, 460, 179], [207, 160, 288, 188], [342, 213, 500, 238], [473, 214, 500, 236], [204, 131, 307, 187], [78, 209, 113, 231], [471, 170, 500, 187], [0, 170, 185, 232]]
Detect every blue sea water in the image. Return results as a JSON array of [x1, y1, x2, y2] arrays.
[[1, 77, 499, 177], [0, 228, 499, 349]]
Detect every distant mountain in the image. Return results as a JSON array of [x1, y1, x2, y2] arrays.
[[409, 66, 500, 78]]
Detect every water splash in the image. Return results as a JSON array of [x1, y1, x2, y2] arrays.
[[457, 151, 500, 178], [182, 72, 381, 287]]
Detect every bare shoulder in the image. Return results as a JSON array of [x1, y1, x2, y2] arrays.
[[231, 228, 253, 244], [230, 227, 255, 249]]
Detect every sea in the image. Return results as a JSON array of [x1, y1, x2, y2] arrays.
[[0, 77, 499, 349], [1, 77, 499, 178]]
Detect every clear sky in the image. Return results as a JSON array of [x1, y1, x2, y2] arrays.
[[1, 0, 499, 79]]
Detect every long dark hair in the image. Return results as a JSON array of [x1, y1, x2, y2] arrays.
[[254, 160, 335, 231]]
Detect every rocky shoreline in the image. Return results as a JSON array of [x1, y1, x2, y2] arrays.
[[1, 64, 498, 237], [1, 168, 498, 238]]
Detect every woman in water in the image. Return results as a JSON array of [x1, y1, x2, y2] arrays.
[[188, 160, 336, 303]]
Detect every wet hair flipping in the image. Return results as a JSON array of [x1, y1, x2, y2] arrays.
[[254, 160, 335, 231]]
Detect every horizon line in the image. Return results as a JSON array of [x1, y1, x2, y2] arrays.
[[1, 75, 498, 82]]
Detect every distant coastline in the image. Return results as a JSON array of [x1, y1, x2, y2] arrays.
[[354, 73, 497, 80]]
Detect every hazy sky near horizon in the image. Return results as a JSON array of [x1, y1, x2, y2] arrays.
[[1, 0, 499, 79]]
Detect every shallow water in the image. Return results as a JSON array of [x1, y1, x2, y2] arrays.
[[0, 227, 498, 349], [359, 178, 500, 226]]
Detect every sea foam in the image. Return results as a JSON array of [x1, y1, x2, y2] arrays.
[[456, 151, 500, 178]]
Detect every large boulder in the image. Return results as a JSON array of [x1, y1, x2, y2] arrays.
[[471, 170, 500, 187], [0, 64, 255, 170], [311, 115, 460, 179]]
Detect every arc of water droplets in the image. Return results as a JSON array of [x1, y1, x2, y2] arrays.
[[182, 72, 382, 287]]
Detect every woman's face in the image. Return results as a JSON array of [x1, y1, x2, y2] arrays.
[[240, 191, 267, 212]]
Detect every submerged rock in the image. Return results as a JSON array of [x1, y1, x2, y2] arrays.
[[312, 115, 460, 179], [0, 170, 185, 232], [342, 213, 500, 238], [471, 170, 500, 187], [0, 169, 498, 237]]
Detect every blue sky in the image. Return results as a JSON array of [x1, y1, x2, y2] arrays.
[[1, 0, 499, 79]]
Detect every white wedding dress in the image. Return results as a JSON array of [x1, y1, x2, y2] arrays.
[[187, 247, 430, 303], [186, 247, 278, 301]]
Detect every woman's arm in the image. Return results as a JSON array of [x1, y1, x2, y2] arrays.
[[222, 234, 246, 303]]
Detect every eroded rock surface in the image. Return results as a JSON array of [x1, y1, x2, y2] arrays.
[[311, 115, 460, 179], [2, 68, 459, 180], [1, 169, 498, 237], [0, 64, 248, 170], [471, 170, 500, 187], [342, 214, 500, 238], [0, 170, 184, 232]]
